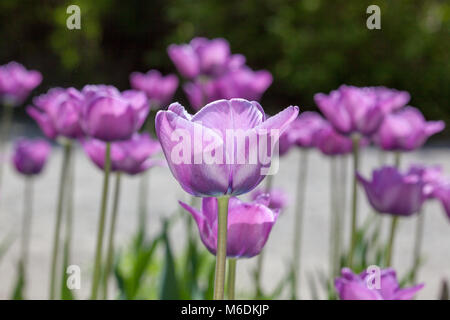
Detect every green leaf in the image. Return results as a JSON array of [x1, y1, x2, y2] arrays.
[[159, 220, 180, 300]]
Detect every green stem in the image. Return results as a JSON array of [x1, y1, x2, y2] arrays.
[[394, 151, 402, 169], [20, 178, 34, 276], [291, 150, 308, 299], [49, 140, 72, 300], [385, 216, 399, 266], [411, 211, 425, 284], [0, 104, 13, 193], [347, 135, 360, 268], [138, 171, 149, 235], [90, 142, 112, 300], [102, 172, 122, 299], [213, 195, 229, 300], [227, 258, 237, 300], [329, 157, 339, 279]]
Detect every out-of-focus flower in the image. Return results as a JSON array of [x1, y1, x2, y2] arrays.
[[373, 107, 445, 151], [314, 85, 386, 136], [250, 187, 289, 211], [155, 99, 299, 196], [357, 166, 426, 216], [82, 133, 163, 175], [315, 122, 369, 156], [407, 165, 445, 199], [27, 87, 84, 140], [129, 70, 178, 107], [81, 85, 149, 142], [179, 194, 279, 258], [335, 267, 424, 300], [365, 86, 410, 114], [183, 79, 220, 110], [12, 138, 51, 176], [435, 185, 450, 220], [0, 62, 42, 106]]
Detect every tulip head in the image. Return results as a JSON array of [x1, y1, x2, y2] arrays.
[[0, 61, 42, 106], [357, 166, 426, 216], [82, 133, 163, 175], [81, 85, 149, 142], [129, 70, 178, 108], [179, 195, 279, 258], [335, 267, 423, 300], [27, 87, 84, 140], [155, 99, 299, 197], [250, 187, 289, 211], [12, 138, 51, 176], [373, 107, 445, 151]]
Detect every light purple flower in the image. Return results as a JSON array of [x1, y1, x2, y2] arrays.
[[129, 70, 178, 107], [0, 61, 42, 106], [250, 187, 289, 211], [357, 166, 426, 216], [27, 87, 84, 140], [82, 133, 163, 175], [435, 185, 450, 220], [12, 138, 51, 176], [315, 122, 368, 156], [155, 99, 299, 197], [314, 85, 385, 136], [364, 86, 410, 114], [373, 107, 445, 151], [407, 165, 445, 199], [179, 195, 280, 258], [183, 79, 220, 111], [81, 85, 149, 142], [335, 267, 424, 300]]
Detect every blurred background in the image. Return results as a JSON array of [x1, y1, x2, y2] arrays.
[[1, 0, 449, 138]]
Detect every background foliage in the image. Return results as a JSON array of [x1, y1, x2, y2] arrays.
[[1, 0, 449, 137]]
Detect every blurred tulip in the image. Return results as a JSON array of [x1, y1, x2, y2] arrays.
[[12, 138, 51, 176], [81, 85, 149, 141], [335, 267, 424, 300], [82, 133, 163, 175], [250, 187, 289, 211], [0, 61, 42, 106], [155, 99, 299, 196], [315, 122, 369, 156], [373, 107, 445, 151], [27, 87, 84, 140], [314, 85, 385, 136], [436, 185, 450, 219], [179, 194, 280, 258], [129, 70, 178, 107], [357, 166, 426, 216], [365, 86, 410, 113], [183, 79, 220, 110]]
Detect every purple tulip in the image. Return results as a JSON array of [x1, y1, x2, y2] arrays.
[[0, 62, 42, 106], [407, 165, 445, 199], [155, 99, 299, 197], [81, 85, 149, 142], [183, 79, 220, 111], [373, 107, 445, 151], [27, 87, 84, 140], [436, 184, 450, 219], [365, 86, 410, 114], [12, 138, 51, 176], [129, 70, 178, 107], [357, 166, 426, 216], [335, 267, 424, 300], [250, 187, 289, 211], [82, 133, 163, 175], [314, 85, 386, 136], [179, 195, 280, 258]]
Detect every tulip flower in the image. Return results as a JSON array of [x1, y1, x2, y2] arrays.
[[183, 79, 220, 110], [27, 87, 85, 140], [365, 86, 410, 114], [129, 70, 178, 108], [12, 138, 51, 176], [155, 99, 299, 197], [335, 267, 424, 300], [0, 61, 42, 106], [373, 107, 445, 151], [250, 187, 289, 211], [81, 85, 149, 142], [82, 133, 163, 175], [179, 194, 280, 258], [436, 185, 450, 219]]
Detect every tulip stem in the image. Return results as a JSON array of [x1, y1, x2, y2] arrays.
[[138, 171, 149, 236], [329, 157, 340, 279], [102, 172, 122, 299], [20, 178, 34, 279], [91, 142, 111, 300], [49, 140, 73, 299], [291, 149, 308, 299], [411, 211, 424, 284], [227, 258, 237, 300], [0, 104, 13, 195], [385, 216, 399, 266], [213, 195, 229, 300], [347, 135, 360, 268]]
